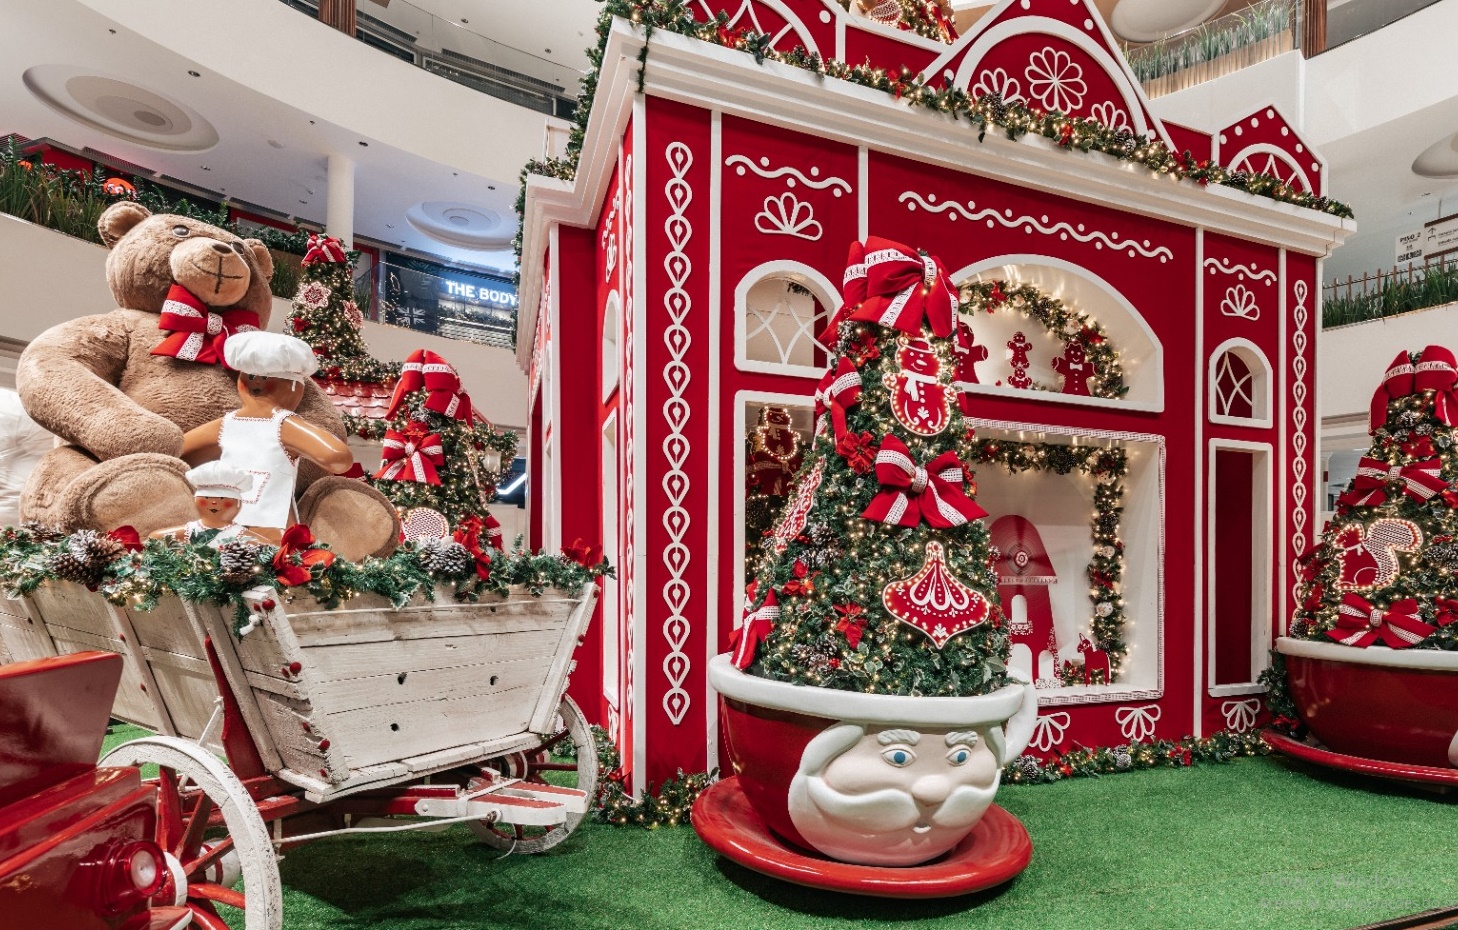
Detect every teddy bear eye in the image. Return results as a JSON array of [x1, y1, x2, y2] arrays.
[[880, 747, 915, 767], [172, 225, 190, 238]]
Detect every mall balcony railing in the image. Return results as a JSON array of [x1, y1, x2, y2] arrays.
[[1322, 255, 1458, 329], [278, 0, 581, 119]]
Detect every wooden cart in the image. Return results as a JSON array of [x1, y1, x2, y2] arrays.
[[1, 579, 600, 930]]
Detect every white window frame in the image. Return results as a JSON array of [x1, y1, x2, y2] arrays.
[[1206, 438, 1274, 697]]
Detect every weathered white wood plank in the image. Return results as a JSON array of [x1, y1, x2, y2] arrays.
[[102, 602, 180, 737], [28, 582, 116, 639], [125, 597, 206, 659], [325, 683, 538, 771], [307, 653, 553, 715], [529, 583, 598, 733], [299, 627, 565, 686], [183, 600, 285, 773], [44, 626, 163, 730], [1, 599, 56, 662]]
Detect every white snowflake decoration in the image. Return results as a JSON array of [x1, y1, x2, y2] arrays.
[[343, 300, 364, 330], [971, 67, 1023, 104], [1089, 101, 1131, 133], [298, 281, 333, 310], [1025, 49, 1086, 114]]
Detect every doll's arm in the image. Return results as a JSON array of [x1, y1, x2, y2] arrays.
[[181, 419, 224, 465], [280, 416, 355, 475]]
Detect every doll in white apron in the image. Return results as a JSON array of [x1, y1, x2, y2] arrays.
[[180, 332, 356, 544], [150, 460, 269, 547]]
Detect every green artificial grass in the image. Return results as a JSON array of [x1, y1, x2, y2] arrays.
[[102, 725, 1456, 930]]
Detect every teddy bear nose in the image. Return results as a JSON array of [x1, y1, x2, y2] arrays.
[[210, 242, 231, 254]]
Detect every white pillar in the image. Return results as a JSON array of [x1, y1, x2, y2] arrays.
[[326, 153, 355, 249]]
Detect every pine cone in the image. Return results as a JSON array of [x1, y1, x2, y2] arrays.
[[1017, 755, 1041, 777], [69, 529, 124, 566], [20, 521, 65, 542], [218, 540, 262, 584], [416, 539, 474, 577], [48, 551, 105, 588], [1113, 746, 1133, 771]]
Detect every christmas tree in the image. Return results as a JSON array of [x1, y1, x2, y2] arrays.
[[736, 238, 1010, 696], [371, 349, 517, 530], [287, 234, 397, 383], [743, 406, 803, 579], [1289, 345, 1458, 652]]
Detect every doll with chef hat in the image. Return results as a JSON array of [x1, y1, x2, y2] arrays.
[[150, 461, 270, 547], [179, 331, 356, 544]]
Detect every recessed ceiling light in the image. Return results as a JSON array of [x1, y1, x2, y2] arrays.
[[108, 28, 116, 34], [308, 120, 315, 125], [299, 200, 308, 204], [545, 48, 552, 54], [487, 185, 495, 190], [200, 165, 210, 170], [267, 139, 284, 149], [187, 70, 201, 78], [358, 141, 368, 147], [461, 18, 468, 23], [385, 223, 394, 229]]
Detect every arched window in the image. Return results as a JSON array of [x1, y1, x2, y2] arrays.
[[602, 291, 620, 402], [1208, 339, 1272, 427], [735, 261, 840, 377]]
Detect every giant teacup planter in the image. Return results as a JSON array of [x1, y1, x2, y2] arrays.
[[1271, 638, 1458, 783], [702, 653, 1039, 880]]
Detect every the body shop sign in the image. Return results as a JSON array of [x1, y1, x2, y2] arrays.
[[441, 278, 518, 310]]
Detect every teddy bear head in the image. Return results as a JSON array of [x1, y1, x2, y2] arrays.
[[97, 201, 275, 326]]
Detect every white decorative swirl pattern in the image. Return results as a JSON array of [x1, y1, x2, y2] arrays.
[[1203, 257, 1277, 284], [660, 141, 695, 727], [1221, 698, 1261, 733], [1220, 284, 1260, 321], [1029, 711, 1071, 753], [622, 152, 635, 719], [1291, 279, 1311, 618], [1115, 704, 1161, 742], [900, 191, 1174, 262], [754, 192, 822, 241], [601, 195, 619, 283], [1025, 48, 1086, 114], [725, 154, 852, 195]]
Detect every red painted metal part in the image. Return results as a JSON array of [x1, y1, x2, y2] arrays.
[[0, 651, 122, 808], [1263, 731, 1458, 787], [719, 696, 833, 850], [1284, 654, 1458, 769], [692, 777, 1032, 898], [204, 636, 268, 781]]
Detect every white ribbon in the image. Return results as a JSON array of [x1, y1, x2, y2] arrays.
[[1115, 704, 1161, 742]]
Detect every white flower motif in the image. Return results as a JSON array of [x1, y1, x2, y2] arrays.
[[971, 67, 1023, 104], [1025, 48, 1086, 114], [1090, 100, 1131, 133], [343, 300, 364, 330], [297, 281, 332, 310]]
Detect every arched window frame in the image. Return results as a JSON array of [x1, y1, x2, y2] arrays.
[[734, 260, 841, 379], [602, 290, 621, 403], [1207, 337, 1273, 429]]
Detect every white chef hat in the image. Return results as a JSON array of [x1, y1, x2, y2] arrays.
[[186, 461, 253, 500], [223, 331, 319, 382]]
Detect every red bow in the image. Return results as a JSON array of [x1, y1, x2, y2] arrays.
[[862, 435, 987, 528], [848, 238, 957, 340], [814, 358, 862, 441], [107, 526, 144, 552], [1369, 351, 1417, 431], [781, 559, 817, 597], [386, 350, 474, 421], [1433, 596, 1458, 628], [302, 233, 348, 265], [834, 603, 866, 649], [272, 524, 336, 587], [375, 428, 444, 484], [817, 241, 869, 347], [836, 430, 877, 474], [482, 513, 504, 551], [1329, 593, 1433, 649], [1414, 345, 1458, 426], [1337, 456, 1447, 508], [151, 284, 261, 366], [564, 537, 603, 567], [451, 518, 493, 579], [729, 590, 779, 669]]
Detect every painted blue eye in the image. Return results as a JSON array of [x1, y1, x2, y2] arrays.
[[881, 747, 915, 767], [947, 747, 971, 766]]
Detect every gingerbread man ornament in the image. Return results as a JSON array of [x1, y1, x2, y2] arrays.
[[1006, 332, 1034, 390], [1051, 341, 1096, 396]]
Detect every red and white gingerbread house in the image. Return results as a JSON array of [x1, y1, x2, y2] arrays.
[[516, 0, 1353, 790]]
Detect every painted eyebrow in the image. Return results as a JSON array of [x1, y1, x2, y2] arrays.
[[877, 729, 921, 745], [944, 731, 979, 747]]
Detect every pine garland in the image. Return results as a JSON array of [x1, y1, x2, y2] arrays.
[[514, 0, 1354, 283]]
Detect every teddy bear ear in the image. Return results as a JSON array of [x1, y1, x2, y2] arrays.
[[98, 201, 152, 248], [244, 239, 274, 282]]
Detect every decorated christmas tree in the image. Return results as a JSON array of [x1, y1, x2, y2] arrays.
[[1289, 345, 1458, 652], [743, 406, 803, 579], [736, 238, 1009, 696], [371, 349, 517, 532], [287, 234, 397, 383]]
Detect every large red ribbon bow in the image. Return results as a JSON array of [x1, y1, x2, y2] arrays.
[[814, 358, 862, 441], [1415, 344, 1458, 426], [1432, 596, 1458, 628], [375, 428, 445, 484], [1338, 456, 1447, 508], [564, 537, 603, 567], [848, 237, 957, 340], [729, 590, 779, 670], [272, 524, 336, 587], [1369, 351, 1417, 431], [107, 526, 144, 552], [386, 350, 474, 421], [302, 233, 348, 265], [817, 241, 869, 347], [452, 517, 493, 579], [862, 435, 987, 528], [1329, 593, 1433, 649], [151, 284, 261, 366]]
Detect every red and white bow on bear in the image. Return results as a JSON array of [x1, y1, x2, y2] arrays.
[[151, 284, 261, 366]]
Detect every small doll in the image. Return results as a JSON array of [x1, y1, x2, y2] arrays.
[[180, 332, 356, 543], [150, 461, 269, 547]]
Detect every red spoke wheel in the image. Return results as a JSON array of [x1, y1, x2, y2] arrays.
[[469, 695, 596, 854], [102, 735, 283, 930]]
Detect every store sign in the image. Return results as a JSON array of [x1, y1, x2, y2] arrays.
[[1423, 214, 1458, 261], [441, 278, 518, 310], [1397, 230, 1424, 265]]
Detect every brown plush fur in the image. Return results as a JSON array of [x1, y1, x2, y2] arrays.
[[17, 203, 399, 557]]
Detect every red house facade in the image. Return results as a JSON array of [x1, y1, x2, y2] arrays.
[[516, 0, 1353, 791]]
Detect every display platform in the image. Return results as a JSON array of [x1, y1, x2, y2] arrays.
[[1263, 731, 1458, 789], [691, 776, 1032, 898]]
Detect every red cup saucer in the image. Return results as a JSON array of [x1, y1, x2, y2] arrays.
[[1264, 730, 1458, 787], [691, 776, 1032, 898]]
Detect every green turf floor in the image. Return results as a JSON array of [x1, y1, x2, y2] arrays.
[[103, 726, 1456, 930]]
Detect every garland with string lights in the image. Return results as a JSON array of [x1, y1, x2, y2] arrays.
[[589, 726, 718, 828], [514, 0, 1354, 283], [960, 280, 1128, 399], [968, 438, 1129, 684]]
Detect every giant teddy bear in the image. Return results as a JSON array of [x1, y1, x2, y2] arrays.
[[17, 201, 400, 561]]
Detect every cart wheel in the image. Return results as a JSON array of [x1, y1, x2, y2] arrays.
[[469, 694, 597, 854], [101, 735, 283, 930]]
